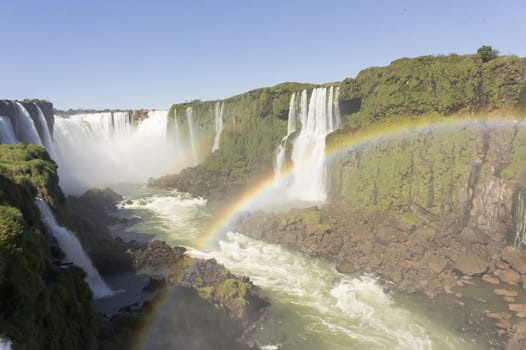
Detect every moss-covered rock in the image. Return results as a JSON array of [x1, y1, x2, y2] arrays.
[[0, 144, 98, 349]]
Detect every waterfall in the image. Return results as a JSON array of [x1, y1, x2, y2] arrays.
[[13, 102, 43, 146], [212, 101, 224, 152], [34, 104, 57, 159], [53, 110, 180, 194], [186, 107, 198, 166], [274, 93, 298, 184], [173, 108, 183, 151], [112, 112, 131, 136], [0, 116, 18, 144], [513, 188, 526, 247], [35, 199, 112, 299], [274, 87, 341, 201]]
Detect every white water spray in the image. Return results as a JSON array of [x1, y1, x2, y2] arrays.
[[0, 116, 18, 144], [274, 87, 341, 201], [52, 110, 184, 194], [35, 199, 112, 299], [186, 107, 198, 166], [186, 231, 470, 350], [274, 93, 298, 184], [13, 102, 43, 146], [212, 102, 224, 152], [34, 104, 57, 159]]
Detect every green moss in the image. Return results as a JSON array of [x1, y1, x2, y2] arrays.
[[214, 278, 250, 307], [0, 144, 98, 349], [332, 125, 482, 214], [301, 208, 321, 224], [339, 55, 525, 129], [197, 286, 214, 302]]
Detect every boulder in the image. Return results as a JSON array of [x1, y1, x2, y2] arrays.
[[495, 288, 518, 297], [453, 253, 488, 276], [482, 274, 500, 285], [501, 247, 526, 274], [509, 304, 526, 313], [423, 254, 448, 274], [495, 268, 521, 286]]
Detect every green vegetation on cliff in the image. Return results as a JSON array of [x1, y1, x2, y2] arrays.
[[339, 54, 525, 128], [154, 82, 314, 197], [153, 53, 526, 200], [0, 144, 98, 349]]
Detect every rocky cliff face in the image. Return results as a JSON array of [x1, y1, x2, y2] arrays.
[[154, 54, 526, 199], [327, 121, 526, 240]]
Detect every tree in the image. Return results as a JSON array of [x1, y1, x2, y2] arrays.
[[477, 45, 499, 62]]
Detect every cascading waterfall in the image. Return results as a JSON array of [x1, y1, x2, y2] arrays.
[[513, 187, 526, 247], [274, 87, 341, 201], [13, 102, 43, 146], [212, 101, 224, 152], [34, 104, 57, 159], [274, 92, 299, 184], [53, 110, 181, 194], [186, 107, 198, 166], [112, 112, 131, 136], [35, 199, 112, 299], [0, 116, 18, 144]]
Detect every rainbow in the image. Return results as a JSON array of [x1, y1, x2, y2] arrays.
[[135, 113, 525, 348], [196, 113, 525, 250]]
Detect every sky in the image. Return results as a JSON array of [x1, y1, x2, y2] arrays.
[[1, 0, 525, 110]]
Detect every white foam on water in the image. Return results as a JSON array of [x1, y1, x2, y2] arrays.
[[119, 191, 207, 241], [187, 231, 475, 350]]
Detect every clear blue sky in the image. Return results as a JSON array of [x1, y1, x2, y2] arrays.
[[1, 0, 525, 110]]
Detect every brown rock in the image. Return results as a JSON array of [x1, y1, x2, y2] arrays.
[[482, 274, 500, 285], [453, 253, 488, 276], [509, 304, 526, 313], [496, 320, 513, 329], [501, 246, 526, 274], [486, 312, 511, 320], [460, 226, 483, 243], [504, 296, 517, 303], [498, 268, 521, 286], [495, 288, 519, 297], [423, 254, 448, 274], [507, 320, 526, 350], [473, 297, 488, 303]]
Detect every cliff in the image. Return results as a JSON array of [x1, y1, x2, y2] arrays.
[[152, 82, 315, 198], [153, 54, 526, 198], [0, 99, 55, 139], [0, 144, 98, 349]]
